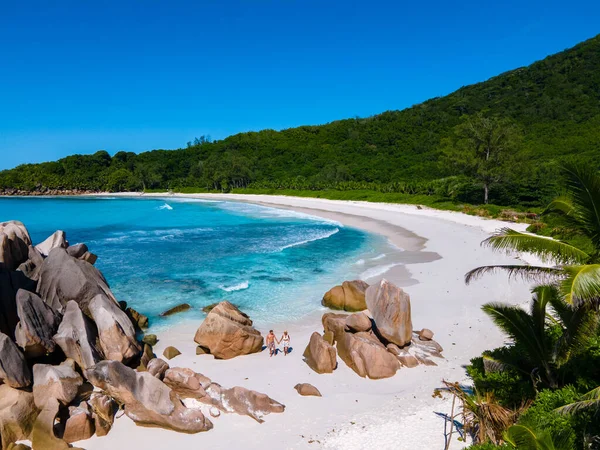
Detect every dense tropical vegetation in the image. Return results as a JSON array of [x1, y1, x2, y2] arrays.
[[1, 35, 600, 211], [452, 164, 600, 449]]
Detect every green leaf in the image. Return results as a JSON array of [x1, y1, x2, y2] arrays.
[[482, 228, 589, 265], [555, 386, 600, 416], [465, 265, 563, 284], [559, 264, 600, 305]]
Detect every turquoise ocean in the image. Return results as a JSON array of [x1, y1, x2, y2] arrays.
[[0, 197, 402, 329]]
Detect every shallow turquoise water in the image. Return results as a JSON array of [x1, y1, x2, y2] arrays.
[[0, 196, 399, 328]]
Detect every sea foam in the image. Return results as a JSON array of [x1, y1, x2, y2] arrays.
[[219, 281, 250, 292]]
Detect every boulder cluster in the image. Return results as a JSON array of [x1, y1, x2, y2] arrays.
[[305, 278, 443, 379], [0, 221, 284, 449]]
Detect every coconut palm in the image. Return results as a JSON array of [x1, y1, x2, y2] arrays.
[[465, 163, 600, 305], [482, 285, 598, 389]]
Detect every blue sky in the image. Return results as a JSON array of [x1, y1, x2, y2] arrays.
[[1, 0, 599, 170]]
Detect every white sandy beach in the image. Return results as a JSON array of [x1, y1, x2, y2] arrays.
[[81, 194, 537, 450]]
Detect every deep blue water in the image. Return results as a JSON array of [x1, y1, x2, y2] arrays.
[[0, 196, 399, 328]]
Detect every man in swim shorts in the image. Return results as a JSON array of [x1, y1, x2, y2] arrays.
[[266, 330, 276, 357]]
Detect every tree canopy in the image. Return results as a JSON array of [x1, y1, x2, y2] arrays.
[[2, 34, 600, 207]]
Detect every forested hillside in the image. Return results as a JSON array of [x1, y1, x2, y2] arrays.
[[2, 34, 599, 206]]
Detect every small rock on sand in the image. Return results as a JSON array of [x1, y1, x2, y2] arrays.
[[163, 346, 181, 360]]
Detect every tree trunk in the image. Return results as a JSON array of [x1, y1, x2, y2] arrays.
[[484, 183, 489, 204]]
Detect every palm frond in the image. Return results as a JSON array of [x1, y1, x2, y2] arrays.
[[531, 286, 554, 343], [482, 228, 589, 265], [548, 295, 599, 364], [465, 264, 563, 284], [504, 424, 573, 450], [544, 196, 577, 218], [482, 303, 549, 371], [559, 264, 600, 305], [562, 163, 600, 249], [556, 386, 600, 416]]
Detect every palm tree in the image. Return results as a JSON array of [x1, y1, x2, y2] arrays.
[[503, 424, 574, 450], [465, 164, 600, 305], [482, 286, 598, 389]]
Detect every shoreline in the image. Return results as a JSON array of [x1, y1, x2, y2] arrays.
[[73, 192, 537, 450]]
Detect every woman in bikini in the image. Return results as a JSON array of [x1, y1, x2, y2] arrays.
[[278, 331, 291, 356]]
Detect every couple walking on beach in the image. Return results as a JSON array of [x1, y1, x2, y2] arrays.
[[266, 330, 290, 357]]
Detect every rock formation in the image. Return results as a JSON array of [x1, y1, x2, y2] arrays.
[[194, 301, 263, 359], [0, 385, 39, 449], [302, 332, 337, 374], [32, 361, 83, 409], [15, 289, 61, 357], [62, 403, 95, 443], [87, 293, 140, 363], [164, 367, 285, 423], [0, 331, 32, 387], [35, 230, 68, 257], [0, 220, 31, 270], [85, 360, 213, 433], [337, 331, 400, 379], [307, 279, 444, 379], [322, 280, 369, 311], [366, 279, 412, 347], [37, 247, 117, 314], [53, 301, 103, 370]]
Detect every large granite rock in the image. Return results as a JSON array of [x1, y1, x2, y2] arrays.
[[53, 301, 103, 370], [336, 331, 400, 379], [37, 247, 116, 314], [0, 385, 39, 449], [322, 280, 369, 312], [32, 361, 83, 409], [303, 332, 337, 374], [206, 384, 285, 423], [0, 221, 31, 270], [0, 332, 32, 388], [85, 361, 213, 433], [88, 294, 140, 363], [88, 393, 117, 437], [35, 231, 68, 257], [365, 279, 413, 347], [15, 289, 61, 357], [164, 367, 285, 423], [194, 301, 263, 359]]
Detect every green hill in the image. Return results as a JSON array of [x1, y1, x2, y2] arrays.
[[2, 34, 599, 207]]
